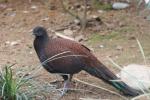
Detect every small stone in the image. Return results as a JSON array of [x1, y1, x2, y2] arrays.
[[31, 5, 37, 9], [10, 42, 18, 46], [29, 51, 33, 54], [145, 0, 150, 4], [130, 45, 136, 48], [7, 12, 16, 17], [99, 45, 104, 48], [6, 8, 13, 11], [74, 19, 80, 25], [74, 3, 81, 9], [116, 45, 123, 50], [23, 10, 29, 14], [92, 15, 98, 19], [115, 56, 119, 59], [97, 10, 104, 13], [10, 40, 21, 46], [75, 35, 84, 42], [41, 17, 49, 21], [5, 41, 10, 44], [63, 29, 73, 36]]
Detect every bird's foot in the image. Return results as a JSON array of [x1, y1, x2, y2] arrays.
[[59, 80, 71, 97], [60, 87, 68, 97]]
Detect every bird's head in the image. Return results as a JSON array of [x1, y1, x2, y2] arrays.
[[32, 26, 47, 37]]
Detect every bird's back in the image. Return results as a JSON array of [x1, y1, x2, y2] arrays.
[[34, 37, 93, 74]]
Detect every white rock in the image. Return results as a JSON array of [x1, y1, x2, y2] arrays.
[[112, 2, 129, 10], [63, 29, 73, 36], [74, 19, 80, 25], [8, 12, 16, 17], [97, 10, 104, 13], [75, 35, 84, 42], [29, 51, 33, 54], [10, 42, 18, 46], [92, 15, 98, 19], [23, 10, 29, 14], [5, 41, 10, 44], [99, 45, 104, 48], [31, 5, 37, 9], [10, 40, 21, 46], [117, 64, 150, 91], [145, 0, 150, 4], [41, 17, 49, 21]]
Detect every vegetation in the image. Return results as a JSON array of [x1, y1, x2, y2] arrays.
[[0, 65, 28, 99], [0, 65, 57, 100]]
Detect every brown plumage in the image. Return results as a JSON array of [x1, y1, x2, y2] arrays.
[[33, 26, 140, 96]]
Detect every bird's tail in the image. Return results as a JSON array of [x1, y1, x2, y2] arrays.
[[83, 60, 140, 96]]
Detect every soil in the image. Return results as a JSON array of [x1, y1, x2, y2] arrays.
[[0, 0, 150, 100]]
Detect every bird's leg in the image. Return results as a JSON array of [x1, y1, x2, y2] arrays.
[[61, 74, 72, 96]]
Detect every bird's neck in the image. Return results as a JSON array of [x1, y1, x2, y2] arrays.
[[34, 35, 49, 62], [37, 34, 49, 43], [34, 35, 49, 50]]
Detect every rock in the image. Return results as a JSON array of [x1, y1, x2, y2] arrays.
[[92, 15, 98, 19], [31, 5, 37, 9], [75, 35, 84, 42], [5, 40, 21, 46], [6, 8, 13, 11], [23, 10, 29, 14], [116, 45, 123, 51], [112, 2, 129, 10], [145, 0, 150, 4], [63, 29, 73, 36], [117, 64, 150, 91], [10, 41, 20, 46], [99, 45, 104, 48], [74, 19, 80, 25], [5, 41, 10, 45], [130, 45, 136, 48], [7, 12, 16, 17], [97, 10, 104, 13], [41, 17, 49, 21], [29, 51, 33, 54]]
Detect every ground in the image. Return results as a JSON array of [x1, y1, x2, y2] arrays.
[[0, 0, 150, 100]]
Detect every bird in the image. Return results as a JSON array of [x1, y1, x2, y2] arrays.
[[32, 26, 140, 96]]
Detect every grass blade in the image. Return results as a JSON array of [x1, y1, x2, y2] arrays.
[[136, 39, 147, 65]]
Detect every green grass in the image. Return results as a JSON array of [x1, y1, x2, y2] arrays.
[[0, 65, 57, 100], [0, 0, 7, 2], [0, 65, 29, 100], [92, 0, 112, 10], [88, 31, 120, 44], [118, 26, 135, 33]]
